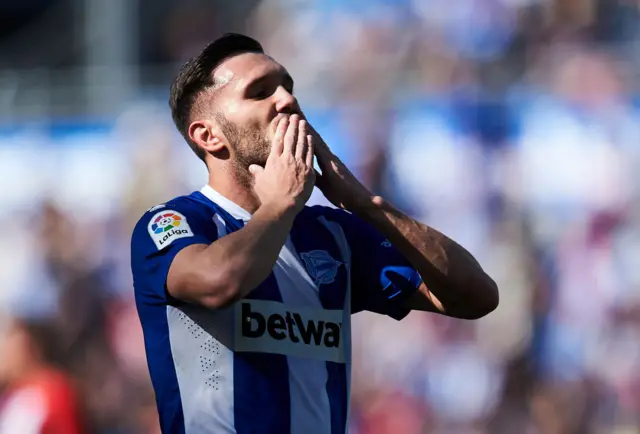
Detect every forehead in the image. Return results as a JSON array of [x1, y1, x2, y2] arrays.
[[213, 52, 286, 88]]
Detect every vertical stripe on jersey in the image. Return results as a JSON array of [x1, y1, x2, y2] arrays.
[[291, 212, 349, 434], [318, 216, 353, 434], [214, 210, 291, 434], [233, 273, 290, 434], [163, 206, 237, 434], [136, 298, 186, 434], [166, 304, 236, 434], [274, 237, 332, 434]]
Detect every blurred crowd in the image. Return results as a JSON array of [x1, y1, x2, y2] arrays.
[[1, 0, 640, 433]]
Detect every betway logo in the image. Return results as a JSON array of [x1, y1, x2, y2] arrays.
[[234, 300, 346, 363], [242, 303, 341, 347]]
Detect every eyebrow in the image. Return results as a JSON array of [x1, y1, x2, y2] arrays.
[[282, 72, 294, 90], [244, 69, 294, 91]]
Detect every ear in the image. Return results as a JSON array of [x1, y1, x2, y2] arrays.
[[188, 120, 225, 154]]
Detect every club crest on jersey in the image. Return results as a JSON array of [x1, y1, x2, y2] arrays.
[[148, 210, 194, 250], [300, 250, 342, 286]]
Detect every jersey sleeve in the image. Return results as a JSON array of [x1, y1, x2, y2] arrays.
[[130, 200, 217, 302], [326, 209, 422, 320]]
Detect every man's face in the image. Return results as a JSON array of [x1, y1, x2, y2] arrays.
[[206, 52, 299, 168]]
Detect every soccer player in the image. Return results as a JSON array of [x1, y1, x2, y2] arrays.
[[130, 33, 499, 434]]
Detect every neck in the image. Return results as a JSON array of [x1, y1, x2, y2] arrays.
[[207, 169, 261, 214]]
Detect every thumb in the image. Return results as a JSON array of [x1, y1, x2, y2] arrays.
[[248, 165, 263, 176]]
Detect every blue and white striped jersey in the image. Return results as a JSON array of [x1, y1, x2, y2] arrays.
[[130, 185, 422, 434]]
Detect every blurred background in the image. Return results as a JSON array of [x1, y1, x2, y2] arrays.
[[1, 0, 640, 433]]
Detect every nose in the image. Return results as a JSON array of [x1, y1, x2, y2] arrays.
[[274, 86, 298, 114]]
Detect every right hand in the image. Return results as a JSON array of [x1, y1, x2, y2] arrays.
[[249, 114, 316, 214]]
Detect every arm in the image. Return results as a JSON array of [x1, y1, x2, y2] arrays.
[[168, 115, 316, 309], [312, 129, 498, 319], [354, 196, 498, 319], [167, 204, 296, 309]]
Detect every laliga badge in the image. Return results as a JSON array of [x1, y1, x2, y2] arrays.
[[148, 211, 194, 250]]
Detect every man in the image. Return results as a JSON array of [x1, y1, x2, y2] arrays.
[[130, 33, 499, 434]]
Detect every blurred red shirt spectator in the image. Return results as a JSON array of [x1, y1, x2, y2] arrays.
[[0, 318, 85, 434]]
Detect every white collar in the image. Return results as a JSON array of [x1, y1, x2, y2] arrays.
[[200, 185, 252, 221]]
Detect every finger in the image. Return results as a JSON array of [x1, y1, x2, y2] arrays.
[[308, 126, 333, 164], [305, 134, 314, 167], [249, 164, 264, 176], [249, 165, 264, 187], [283, 114, 299, 154], [295, 120, 308, 161], [270, 117, 288, 157]]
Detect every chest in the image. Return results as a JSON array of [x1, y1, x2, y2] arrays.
[[213, 210, 350, 310], [275, 237, 348, 308]]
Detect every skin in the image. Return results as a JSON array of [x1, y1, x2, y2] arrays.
[[0, 320, 40, 385], [167, 52, 498, 319]]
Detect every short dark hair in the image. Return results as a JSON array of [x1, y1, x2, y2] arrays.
[[169, 33, 264, 160]]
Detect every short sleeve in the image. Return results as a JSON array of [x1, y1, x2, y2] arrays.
[[130, 200, 217, 302], [325, 209, 422, 320]]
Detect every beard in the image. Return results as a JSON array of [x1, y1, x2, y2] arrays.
[[216, 113, 271, 168], [215, 113, 271, 186]]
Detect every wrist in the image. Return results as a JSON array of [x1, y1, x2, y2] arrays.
[[258, 199, 300, 221]]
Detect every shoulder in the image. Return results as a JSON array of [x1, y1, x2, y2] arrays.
[[131, 191, 216, 251], [300, 205, 368, 233], [133, 192, 210, 234], [300, 205, 353, 223], [297, 205, 374, 245], [300, 205, 386, 245]]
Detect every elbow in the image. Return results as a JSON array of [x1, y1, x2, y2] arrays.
[[466, 276, 499, 319], [197, 263, 272, 310], [202, 276, 242, 309], [167, 246, 252, 310], [199, 291, 239, 311], [182, 269, 244, 310]]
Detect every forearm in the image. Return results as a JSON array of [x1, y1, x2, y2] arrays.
[[170, 203, 296, 308], [207, 203, 296, 299], [355, 196, 499, 318]]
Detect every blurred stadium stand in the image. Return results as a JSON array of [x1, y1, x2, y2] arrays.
[[1, 1, 639, 433]]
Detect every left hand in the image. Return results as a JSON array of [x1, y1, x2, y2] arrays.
[[309, 126, 375, 212]]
